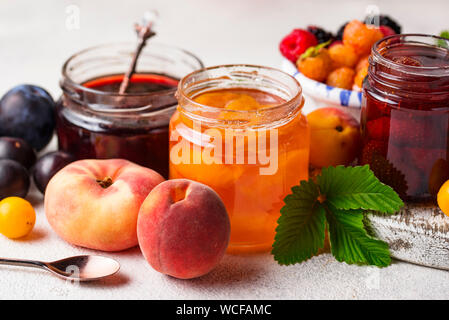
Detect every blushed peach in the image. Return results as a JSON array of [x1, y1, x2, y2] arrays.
[[45, 159, 164, 251], [137, 179, 230, 279], [307, 107, 361, 167]]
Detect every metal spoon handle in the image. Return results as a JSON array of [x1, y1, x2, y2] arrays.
[[0, 257, 47, 269]]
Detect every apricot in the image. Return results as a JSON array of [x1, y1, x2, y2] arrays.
[[328, 44, 358, 68], [354, 65, 369, 90], [356, 55, 370, 73], [307, 107, 361, 167], [326, 67, 355, 90], [437, 179, 449, 217], [224, 95, 259, 111], [297, 48, 333, 82], [137, 179, 230, 279], [343, 20, 383, 56], [193, 92, 240, 108]]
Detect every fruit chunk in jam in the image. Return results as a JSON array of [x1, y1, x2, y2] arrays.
[[169, 88, 309, 252], [361, 40, 449, 201], [56, 74, 178, 178]]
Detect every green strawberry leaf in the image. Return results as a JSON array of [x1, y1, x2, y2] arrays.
[[317, 165, 404, 214], [299, 40, 331, 60], [272, 165, 403, 268], [438, 31, 449, 48], [325, 204, 391, 267], [272, 180, 326, 265]]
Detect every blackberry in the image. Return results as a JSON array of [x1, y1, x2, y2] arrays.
[[335, 22, 348, 41], [307, 26, 334, 44], [364, 15, 402, 34]]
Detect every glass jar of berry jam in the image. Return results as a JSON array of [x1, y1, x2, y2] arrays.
[[170, 65, 309, 253], [361, 34, 449, 202], [58, 43, 203, 177]]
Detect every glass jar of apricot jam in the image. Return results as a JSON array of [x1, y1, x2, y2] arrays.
[[361, 34, 449, 202], [170, 65, 309, 253], [58, 43, 203, 177]]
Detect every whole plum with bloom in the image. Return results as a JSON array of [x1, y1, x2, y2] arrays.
[[33, 151, 76, 194], [137, 179, 230, 279], [0, 137, 36, 169], [0, 85, 55, 151], [0, 159, 30, 200], [45, 159, 164, 251]]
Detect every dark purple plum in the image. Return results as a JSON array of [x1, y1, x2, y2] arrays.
[[0, 159, 30, 200], [0, 137, 36, 169], [32, 151, 76, 194], [0, 84, 55, 151]]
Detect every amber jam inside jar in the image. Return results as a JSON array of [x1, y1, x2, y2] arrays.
[[361, 34, 449, 201], [57, 43, 203, 177], [170, 65, 309, 253]]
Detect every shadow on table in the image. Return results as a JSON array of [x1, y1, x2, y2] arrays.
[[165, 253, 270, 289], [78, 246, 142, 289], [80, 271, 131, 289], [16, 228, 47, 242]]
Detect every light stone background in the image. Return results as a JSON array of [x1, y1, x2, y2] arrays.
[[1, 0, 449, 300]]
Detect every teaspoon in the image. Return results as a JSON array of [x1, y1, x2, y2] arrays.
[[0, 255, 120, 281]]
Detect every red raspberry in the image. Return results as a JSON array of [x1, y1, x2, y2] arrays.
[[279, 29, 318, 63], [379, 25, 396, 37], [365, 117, 390, 141]]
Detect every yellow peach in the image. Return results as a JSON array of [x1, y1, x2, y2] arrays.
[[307, 107, 361, 167]]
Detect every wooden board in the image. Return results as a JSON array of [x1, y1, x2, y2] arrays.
[[366, 203, 449, 271]]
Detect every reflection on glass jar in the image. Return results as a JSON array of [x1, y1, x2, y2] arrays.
[[57, 43, 204, 177], [170, 65, 309, 253], [361, 34, 449, 201]]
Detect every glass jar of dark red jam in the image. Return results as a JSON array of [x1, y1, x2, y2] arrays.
[[361, 34, 449, 202], [58, 43, 203, 177]]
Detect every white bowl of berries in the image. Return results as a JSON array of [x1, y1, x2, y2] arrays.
[[279, 16, 401, 117]]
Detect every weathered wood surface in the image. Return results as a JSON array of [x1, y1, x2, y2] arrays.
[[367, 203, 449, 271]]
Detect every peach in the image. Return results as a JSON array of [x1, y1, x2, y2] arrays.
[[307, 107, 361, 167], [137, 179, 230, 279], [45, 159, 164, 251]]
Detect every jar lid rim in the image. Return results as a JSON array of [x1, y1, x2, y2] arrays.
[[177, 64, 303, 115], [371, 33, 449, 76], [61, 41, 204, 97]]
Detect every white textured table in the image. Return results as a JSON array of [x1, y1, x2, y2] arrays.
[[1, 0, 449, 300]]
